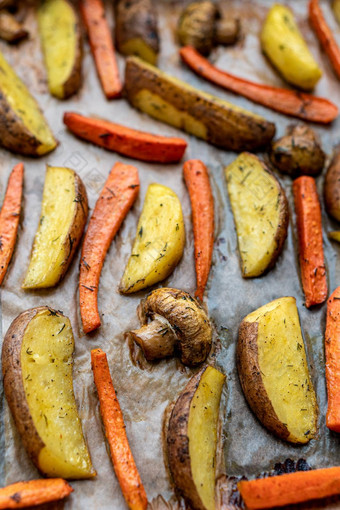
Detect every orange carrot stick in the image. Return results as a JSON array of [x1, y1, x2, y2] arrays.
[[180, 46, 338, 124], [293, 176, 327, 308], [325, 286, 340, 432], [80, 0, 122, 99], [91, 348, 148, 510], [0, 163, 24, 286], [309, 0, 340, 80], [0, 478, 73, 509], [63, 112, 187, 163], [238, 467, 340, 509], [80, 162, 139, 334], [183, 159, 214, 301]]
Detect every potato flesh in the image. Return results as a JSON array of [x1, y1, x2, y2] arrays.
[[38, 0, 77, 98], [246, 297, 317, 443], [23, 167, 76, 288], [120, 39, 157, 65], [225, 153, 281, 277], [120, 183, 185, 293], [0, 50, 56, 154], [188, 367, 225, 510], [21, 310, 94, 478]]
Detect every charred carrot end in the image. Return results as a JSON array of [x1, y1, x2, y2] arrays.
[[183, 159, 214, 301], [80, 163, 139, 334], [293, 176, 327, 308], [63, 112, 187, 163], [325, 287, 340, 432], [180, 46, 338, 124], [0, 478, 73, 509], [0, 163, 24, 286], [238, 467, 340, 509], [91, 349, 148, 510], [80, 0, 122, 99]]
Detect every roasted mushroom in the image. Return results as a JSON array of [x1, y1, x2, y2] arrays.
[[0, 11, 28, 42], [129, 288, 212, 366]]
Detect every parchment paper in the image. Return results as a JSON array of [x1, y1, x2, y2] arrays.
[[1, 1, 340, 509]]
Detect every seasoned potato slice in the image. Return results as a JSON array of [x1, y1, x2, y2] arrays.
[[225, 153, 289, 277], [23, 166, 88, 289], [237, 297, 318, 444], [2, 307, 96, 478], [120, 183, 185, 293]]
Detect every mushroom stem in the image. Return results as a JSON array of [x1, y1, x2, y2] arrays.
[[130, 318, 177, 361]]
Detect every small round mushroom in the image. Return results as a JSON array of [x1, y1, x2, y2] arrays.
[[129, 288, 212, 366]]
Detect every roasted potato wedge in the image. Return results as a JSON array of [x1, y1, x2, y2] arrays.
[[124, 56, 275, 152], [261, 4, 322, 90], [0, 50, 56, 156], [167, 366, 225, 510], [237, 297, 318, 444], [38, 0, 82, 99], [120, 183, 185, 293], [324, 148, 340, 222], [0, 11, 28, 43], [225, 153, 289, 277], [23, 166, 88, 289], [2, 307, 96, 478]]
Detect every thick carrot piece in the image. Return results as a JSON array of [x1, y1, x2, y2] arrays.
[[63, 112, 187, 163], [80, 162, 139, 334], [309, 0, 340, 80], [80, 0, 122, 99], [183, 160, 214, 301], [325, 287, 340, 432], [180, 46, 338, 124], [0, 163, 24, 286], [91, 348, 148, 510], [238, 467, 340, 509], [0, 478, 73, 509], [293, 176, 327, 308]]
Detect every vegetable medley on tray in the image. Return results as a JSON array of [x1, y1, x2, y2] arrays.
[[2, 0, 340, 509]]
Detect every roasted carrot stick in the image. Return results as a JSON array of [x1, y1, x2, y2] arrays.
[[91, 348, 148, 510], [64, 112, 187, 163], [0, 478, 73, 509], [238, 467, 340, 509], [325, 287, 340, 432], [293, 176, 327, 308], [80, 162, 139, 334], [183, 160, 214, 301], [80, 0, 122, 99], [180, 46, 338, 124], [0, 163, 24, 286], [309, 0, 340, 80]]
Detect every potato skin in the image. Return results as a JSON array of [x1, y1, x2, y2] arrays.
[[324, 149, 340, 222], [61, 2, 82, 99]]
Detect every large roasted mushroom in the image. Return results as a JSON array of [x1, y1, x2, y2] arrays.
[[129, 288, 212, 366]]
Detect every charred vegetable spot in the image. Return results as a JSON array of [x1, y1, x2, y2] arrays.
[[10, 492, 21, 503]]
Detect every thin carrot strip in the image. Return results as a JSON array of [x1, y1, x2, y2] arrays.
[[309, 0, 340, 80], [325, 286, 340, 432], [91, 348, 148, 510], [79, 162, 139, 334], [293, 176, 327, 308], [80, 0, 122, 99], [0, 163, 24, 286], [238, 467, 340, 509], [0, 478, 73, 509], [180, 46, 338, 124], [183, 159, 214, 301]]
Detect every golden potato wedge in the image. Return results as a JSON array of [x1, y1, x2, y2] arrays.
[[38, 0, 82, 99], [124, 56, 275, 152], [324, 148, 340, 222], [119, 183, 185, 293], [261, 4, 322, 90], [225, 153, 289, 277], [0, 50, 57, 156], [2, 307, 96, 478], [167, 366, 225, 510], [237, 297, 318, 444], [23, 166, 88, 289]]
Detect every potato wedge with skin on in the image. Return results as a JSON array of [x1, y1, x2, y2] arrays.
[[119, 183, 185, 294], [324, 148, 340, 222], [23, 166, 88, 289], [38, 0, 82, 99], [167, 366, 225, 510], [225, 153, 289, 278], [237, 297, 318, 444], [2, 307, 96, 478]]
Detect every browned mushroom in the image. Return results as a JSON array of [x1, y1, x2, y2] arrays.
[[0, 11, 28, 42]]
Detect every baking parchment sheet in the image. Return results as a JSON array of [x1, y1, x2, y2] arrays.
[[1, 0, 340, 508]]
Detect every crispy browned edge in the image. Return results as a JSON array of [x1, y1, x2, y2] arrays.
[[324, 148, 340, 222], [124, 57, 276, 152]]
